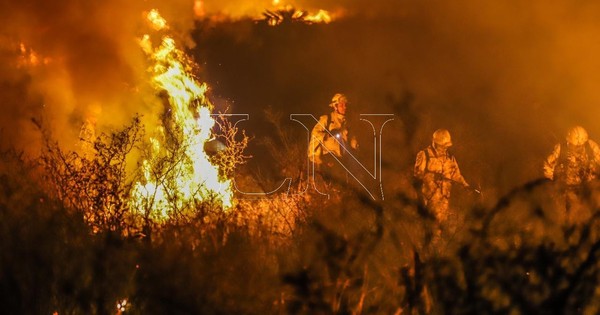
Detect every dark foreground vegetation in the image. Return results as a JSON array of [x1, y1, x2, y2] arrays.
[[2, 121, 600, 315]]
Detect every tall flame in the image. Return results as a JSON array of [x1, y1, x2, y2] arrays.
[[131, 10, 232, 221]]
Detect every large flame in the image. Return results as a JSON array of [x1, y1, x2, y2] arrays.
[[131, 10, 232, 221]]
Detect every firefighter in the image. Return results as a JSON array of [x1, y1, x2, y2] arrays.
[[78, 104, 102, 157], [414, 129, 469, 223], [543, 126, 600, 224], [308, 93, 358, 186]]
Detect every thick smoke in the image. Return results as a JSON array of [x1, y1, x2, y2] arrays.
[[192, 0, 600, 196], [0, 0, 197, 155], [2, 0, 600, 196]]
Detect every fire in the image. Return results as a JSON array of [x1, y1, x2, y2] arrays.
[[194, 0, 205, 18], [304, 10, 332, 24], [262, 0, 337, 26], [262, 6, 334, 26], [17, 42, 51, 68], [131, 10, 233, 221], [146, 9, 168, 31]]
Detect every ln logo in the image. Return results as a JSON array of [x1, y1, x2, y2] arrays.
[[214, 113, 395, 200]]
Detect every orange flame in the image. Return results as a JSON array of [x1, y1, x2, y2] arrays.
[[262, 6, 334, 26], [132, 10, 233, 221], [304, 10, 332, 24], [17, 42, 52, 67], [194, 0, 205, 18], [146, 9, 168, 31]]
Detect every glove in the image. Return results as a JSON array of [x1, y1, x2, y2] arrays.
[[433, 173, 445, 181]]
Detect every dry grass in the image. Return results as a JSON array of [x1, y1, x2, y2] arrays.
[[2, 118, 600, 314]]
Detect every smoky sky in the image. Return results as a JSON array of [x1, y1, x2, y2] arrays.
[[0, 0, 197, 154], [192, 0, 600, 195], [2, 0, 600, 195]]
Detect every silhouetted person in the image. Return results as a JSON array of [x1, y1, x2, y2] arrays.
[[544, 126, 600, 224], [308, 93, 358, 189], [414, 129, 469, 223]]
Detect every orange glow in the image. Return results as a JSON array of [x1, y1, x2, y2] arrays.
[[146, 9, 168, 31], [194, 0, 205, 18], [304, 9, 332, 24], [17, 42, 51, 67], [116, 298, 128, 313], [263, 6, 335, 26]]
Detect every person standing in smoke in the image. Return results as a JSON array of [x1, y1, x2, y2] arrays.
[[308, 93, 358, 188], [414, 129, 470, 224], [78, 105, 102, 158], [544, 126, 600, 224]]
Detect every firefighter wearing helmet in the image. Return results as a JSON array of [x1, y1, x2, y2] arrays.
[[308, 93, 358, 184], [543, 126, 600, 223], [414, 129, 469, 223]]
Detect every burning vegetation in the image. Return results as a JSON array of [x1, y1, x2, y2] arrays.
[[36, 9, 246, 236], [262, 7, 333, 26], [3, 1, 600, 314], [133, 10, 235, 222]]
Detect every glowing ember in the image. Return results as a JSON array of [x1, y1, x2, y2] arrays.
[[131, 10, 233, 221], [116, 298, 128, 313]]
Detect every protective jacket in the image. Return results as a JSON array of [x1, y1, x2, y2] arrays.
[[414, 145, 468, 221], [309, 111, 354, 165], [543, 140, 600, 186]]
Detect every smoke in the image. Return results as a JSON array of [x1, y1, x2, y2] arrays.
[[2, 0, 600, 195], [191, 0, 600, 195], [0, 0, 198, 155]]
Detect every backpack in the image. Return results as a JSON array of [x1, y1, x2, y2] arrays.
[[555, 141, 597, 180], [423, 146, 453, 171], [314, 113, 337, 153]]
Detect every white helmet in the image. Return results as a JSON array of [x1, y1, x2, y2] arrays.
[[432, 129, 452, 147], [204, 139, 226, 155], [329, 93, 347, 108], [566, 126, 588, 146]]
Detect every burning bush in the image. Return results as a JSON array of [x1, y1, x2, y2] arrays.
[[5, 138, 600, 314], [40, 117, 143, 234]]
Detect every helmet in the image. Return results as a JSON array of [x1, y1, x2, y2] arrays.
[[566, 126, 588, 146], [432, 129, 452, 147], [204, 138, 226, 155], [329, 93, 347, 108]]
